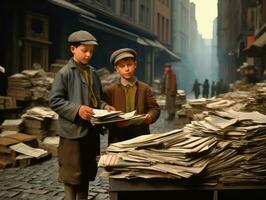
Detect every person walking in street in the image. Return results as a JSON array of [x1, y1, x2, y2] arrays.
[[211, 81, 216, 97], [49, 30, 114, 200], [104, 48, 160, 144], [202, 79, 210, 98], [216, 80, 221, 95], [192, 79, 201, 99], [161, 63, 177, 120]]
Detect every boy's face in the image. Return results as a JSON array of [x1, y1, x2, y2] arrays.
[[71, 44, 94, 65], [115, 57, 136, 81]]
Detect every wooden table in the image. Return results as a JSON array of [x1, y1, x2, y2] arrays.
[[109, 178, 266, 200]]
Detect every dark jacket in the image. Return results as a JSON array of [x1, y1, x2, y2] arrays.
[[104, 80, 160, 143], [49, 58, 106, 139]]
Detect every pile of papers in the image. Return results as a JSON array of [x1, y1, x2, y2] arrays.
[[7, 73, 32, 100], [7, 69, 54, 101], [91, 109, 146, 126], [1, 119, 24, 132], [22, 106, 58, 140], [0, 96, 16, 109], [99, 110, 266, 185], [0, 132, 48, 168]]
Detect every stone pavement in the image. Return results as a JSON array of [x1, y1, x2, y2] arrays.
[[0, 110, 177, 200]]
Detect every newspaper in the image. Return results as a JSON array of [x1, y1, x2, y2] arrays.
[[10, 142, 48, 158], [90, 110, 146, 125]]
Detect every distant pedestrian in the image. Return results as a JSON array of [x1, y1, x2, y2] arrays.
[[202, 79, 210, 98], [219, 79, 228, 94], [161, 63, 177, 120], [211, 81, 216, 97], [192, 79, 201, 99], [216, 80, 221, 95]]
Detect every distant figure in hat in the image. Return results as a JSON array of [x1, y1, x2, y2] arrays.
[[104, 48, 160, 144], [202, 79, 210, 98], [49, 30, 114, 200], [192, 79, 201, 99], [161, 63, 177, 120]]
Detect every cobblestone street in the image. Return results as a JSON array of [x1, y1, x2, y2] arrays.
[[0, 110, 177, 200]]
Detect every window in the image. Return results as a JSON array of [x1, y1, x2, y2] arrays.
[[24, 13, 50, 70], [26, 13, 48, 39], [129, 0, 133, 17], [31, 18, 44, 34], [95, 0, 112, 7], [166, 19, 169, 43], [122, 0, 126, 13], [157, 13, 161, 38], [146, 7, 150, 26], [162, 16, 165, 42], [140, 4, 145, 23], [121, 0, 134, 17]]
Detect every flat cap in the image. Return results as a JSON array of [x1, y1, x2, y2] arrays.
[[110, 48, 137, 65], [68, 30, 98, 45]]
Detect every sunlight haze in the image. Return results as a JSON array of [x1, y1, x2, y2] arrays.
[[190, 0, 218, 39]]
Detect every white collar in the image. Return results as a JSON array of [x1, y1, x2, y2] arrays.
[[120, 76, 137, 87]]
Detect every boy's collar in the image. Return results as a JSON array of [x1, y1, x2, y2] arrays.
[[120, 76, 137, 87], [70, 58, 90, 69]]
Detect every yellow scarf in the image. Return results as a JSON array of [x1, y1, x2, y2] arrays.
[[120, 77, 137, 112], [76, 63, 98, 108]]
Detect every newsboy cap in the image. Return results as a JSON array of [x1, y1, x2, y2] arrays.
[[110, 48, 137, 65], [68, 30, 98, 45]]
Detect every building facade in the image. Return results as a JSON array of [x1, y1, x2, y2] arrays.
[[217, 0, 266, 84], [0, 0, 180, 86], [171, 0, 189, 91]]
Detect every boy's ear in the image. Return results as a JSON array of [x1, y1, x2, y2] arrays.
[[114, 66, 119, 72], [70, 45, 76, 53]]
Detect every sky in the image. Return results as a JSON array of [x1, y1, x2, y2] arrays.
[[190, 0, 218, 39]]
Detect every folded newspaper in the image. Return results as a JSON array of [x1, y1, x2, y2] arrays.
[[90, 109, 146, 125]]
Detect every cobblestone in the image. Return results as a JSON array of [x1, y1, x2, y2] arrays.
[[0, 110, 177, 200]]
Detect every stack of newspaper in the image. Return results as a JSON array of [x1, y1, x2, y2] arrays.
[[91, 109, 146, 126], [7, 69, 54, 101], [1, 119, 24, 132], [99, 110, 266, 185], [22, 106, 58, 140]]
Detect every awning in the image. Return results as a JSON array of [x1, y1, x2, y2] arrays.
[[48, 0, 95, 17], [79, 14, 180, 62], [138, 37, 181, 61], [80, 15, 138, 41], [163, 47, 181, 62], [243, 32, 266, 57]]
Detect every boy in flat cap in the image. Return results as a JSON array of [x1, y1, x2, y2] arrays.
[[104, 48, 160, 144], [49, 30, 114, 200]]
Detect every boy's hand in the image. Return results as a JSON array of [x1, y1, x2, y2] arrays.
[[79, 105, 94, 120], [104, 104, 116, 112], [143, 114, 152, 124]]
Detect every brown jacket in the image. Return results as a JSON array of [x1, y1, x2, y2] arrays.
[[104, 80, 160, 143]]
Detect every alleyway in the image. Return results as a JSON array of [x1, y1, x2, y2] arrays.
[[0, 109, 177, 200]]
